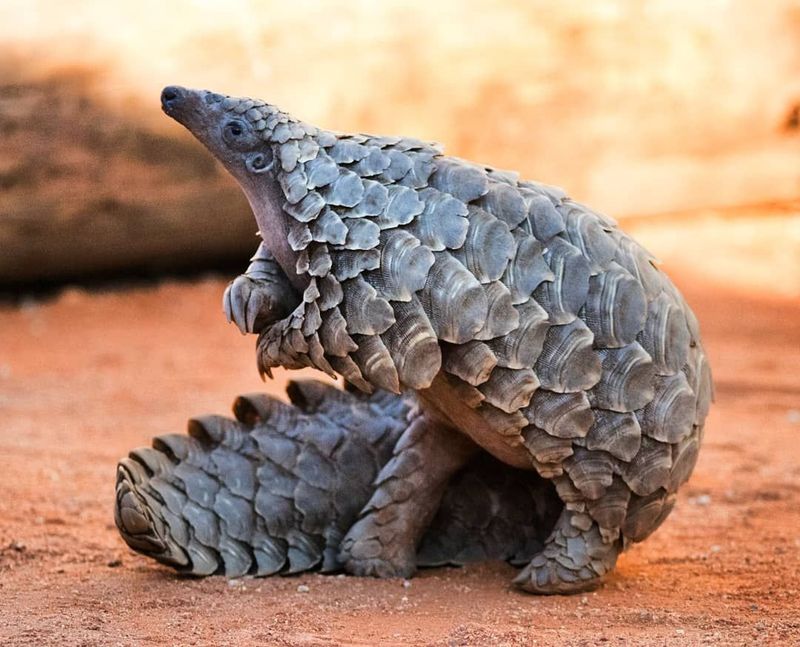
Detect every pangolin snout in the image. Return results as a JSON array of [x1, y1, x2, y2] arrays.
[[160, 85, 186, 113]]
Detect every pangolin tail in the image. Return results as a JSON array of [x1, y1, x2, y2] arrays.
[[114, 380, 561, 577]]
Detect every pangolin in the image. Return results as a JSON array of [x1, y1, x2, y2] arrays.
[[114, 86, 713, 594]]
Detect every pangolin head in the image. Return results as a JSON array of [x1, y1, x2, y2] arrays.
[[160, 85, 291, 191]]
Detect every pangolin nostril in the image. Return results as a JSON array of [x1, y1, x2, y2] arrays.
[[160, 86, 183, 108]]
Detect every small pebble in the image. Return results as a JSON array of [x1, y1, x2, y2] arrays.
[[402, 579, 411, 588], [580, 596, 588, 605], [676, 629, 685, 635], [297, 584, 310, 593], [107, 559, 122, 568]]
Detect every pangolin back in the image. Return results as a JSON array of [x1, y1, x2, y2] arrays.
[[229, 95, 713, 547]]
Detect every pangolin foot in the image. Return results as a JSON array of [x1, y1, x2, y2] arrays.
[[512, 556, 605, 595], [339, 517, 417, 579], [512, 510, 619, 595]]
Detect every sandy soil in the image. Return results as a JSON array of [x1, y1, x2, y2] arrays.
[[1, 211, 800, 646]]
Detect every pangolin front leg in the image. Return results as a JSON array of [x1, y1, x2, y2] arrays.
[[339, 411, 477, 578], [224, 241, 300, 334], [513, 509, 620, 594]]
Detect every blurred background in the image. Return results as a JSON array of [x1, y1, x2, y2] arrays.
[[2, 4, 800, 643], [1, 0, 798, 289]]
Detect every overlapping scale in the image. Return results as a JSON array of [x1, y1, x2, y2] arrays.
[[477, 181, 528, 228], [480, 405, 528, 438], [328, 139, 369, 163], [379, 149, 412, 182], [623, 490, 676, 542], [374, 185, 425, 229], [524, 390, 594, 440], [667, 433, 701, 493], [408, 188, 469, 251], [429, 157, 489, 202], [532, 237, 591, 325], [441, 341, 497, 387], [473, 281, 519, 341], [522, 426, 574, 466], [520, 189, 564, 242], [419, 253, 488, 344], [348, 180, 389, 217], [583, 409, 642, 462], [316, 274, 343, 311], [621, 436, 672, 496], [438, 372, 486, 408], [503, 230, 555, 304], [336, 218, 379, 251], [279, 166, 308, 204], [637, 291, 691, 375], [368, 230, 435, 302], [586, 478, 630, 534], [478, 367, 539, 414], [563, 447, 615, 500], [330, 249, 380, 280], [486, 299, 549, 369], [451, 207, 515, 284], [327, 355, 372, 393], [320, 169, 364, 208], [561, 204, 617, 273], [351, 334, 400, 394], [612, 234, 663, 301], [591, 343, 656, 412], [534, 319, 602, 393], [381, 298, 441, 390], [318, 309, 358, 357], [340, 277, 396, 336], [309, 208, 348, 245], [637, 372, 696, 443], [399, 152, 436, 188], [285, 191, 325, 223], [583, 263, 647, 348], [304, 151, 339, 189]]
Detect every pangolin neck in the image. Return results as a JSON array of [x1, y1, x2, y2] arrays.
[[244, 183, 309, 293]]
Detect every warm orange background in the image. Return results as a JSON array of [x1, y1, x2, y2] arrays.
[[2, 4, 800, 644], [2, 0, 799, 215]]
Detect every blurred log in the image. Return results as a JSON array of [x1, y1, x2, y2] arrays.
[[0, 72, 255, 287]]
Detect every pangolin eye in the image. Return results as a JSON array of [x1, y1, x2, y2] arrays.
[[223, 120, 253, 149]]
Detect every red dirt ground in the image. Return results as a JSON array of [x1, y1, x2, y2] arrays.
[[1, 211, 799, 646]]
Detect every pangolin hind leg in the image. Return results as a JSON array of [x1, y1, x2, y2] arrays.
[[338, 413, 478, 578], [512, 509, 620, 594]]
